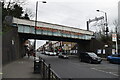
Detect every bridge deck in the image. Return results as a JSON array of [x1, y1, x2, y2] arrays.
[[12, 17, 94, 40]]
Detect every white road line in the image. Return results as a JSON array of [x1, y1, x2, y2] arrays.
[[0, 72, 3, 75], [91, 68, 119, 77], [108, 72, 119, 76], [88, 64, 99, 66]]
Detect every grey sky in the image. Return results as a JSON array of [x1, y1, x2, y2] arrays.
[[24, 0, 119, 29], [23, 0, 119, 49]]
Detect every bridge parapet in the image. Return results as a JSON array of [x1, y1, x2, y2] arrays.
[[12, 17, 94, 40]]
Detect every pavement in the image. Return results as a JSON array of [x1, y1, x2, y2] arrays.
[[2, 56, 41, 79], [101, 58, 107, 61]]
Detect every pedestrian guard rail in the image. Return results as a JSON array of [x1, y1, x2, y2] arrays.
[[38, 57, 61, 80]]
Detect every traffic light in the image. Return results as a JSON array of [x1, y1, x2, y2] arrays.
[[106, 27, 109, 32]]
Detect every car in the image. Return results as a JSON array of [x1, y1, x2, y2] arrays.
[[107, 54, 120, 64], [40, 51, 45, 54], [49, 52, 57, 56], [45, 51, 50, 55], [79, 52, 102, 64], [58, 52, 69, 59]]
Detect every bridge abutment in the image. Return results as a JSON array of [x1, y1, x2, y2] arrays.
[[77, 39, 112, 58], [2, 27, 26, 65], [77, 40, 90, 55]]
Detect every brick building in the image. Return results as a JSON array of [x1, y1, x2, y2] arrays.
[[38, 41, 78, 54]]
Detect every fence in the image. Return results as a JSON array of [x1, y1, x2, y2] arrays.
[[38, 57, 61, 80]]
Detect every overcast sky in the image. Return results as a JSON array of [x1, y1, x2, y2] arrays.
[[23, 0, 119, 49]]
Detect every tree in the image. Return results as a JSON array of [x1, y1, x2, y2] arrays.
[[2, 2, 24, 21], [11, 3, 24, 18], [2, 2, 8, 22], [2, 0, 31, 32], [22, 13, 30, 20], [2, 0, 30, 21], [24, 8, 34, 19], [113, 20, 119, 33]]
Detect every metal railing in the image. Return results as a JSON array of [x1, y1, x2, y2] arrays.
[[38, 57, 61, 80]]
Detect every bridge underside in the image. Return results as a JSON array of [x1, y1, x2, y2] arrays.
[[19, 33, 92, 54], [3, 27, 105, 65], [19, 33, 90, 43]]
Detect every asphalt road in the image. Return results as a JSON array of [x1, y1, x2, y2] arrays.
[[37, 52, 119, 78]]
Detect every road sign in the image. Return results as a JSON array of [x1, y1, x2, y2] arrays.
[[112, 33, 118, 54], [112, 33, 117, 42]]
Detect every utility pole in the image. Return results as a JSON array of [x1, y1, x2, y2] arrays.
[[34, 1, 47, 58], [115, 26, 118, 54], [96, 10, 109, 36]]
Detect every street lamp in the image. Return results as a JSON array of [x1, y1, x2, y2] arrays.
[[96, 10, 110, 57], [34, 1, 47, 57], [96, 10, 109, 36]]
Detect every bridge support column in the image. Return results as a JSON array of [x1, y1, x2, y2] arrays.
[[18, 36, 27, 58], [2, 27, 28, 65], [77, 40, 91, 56]]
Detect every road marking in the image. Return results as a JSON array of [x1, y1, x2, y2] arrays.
[[108, 72, 119, 76], [18, 61, 24, 64], [0, 72, 3, 75], [88, 64, 99, 66], [91, 68, 119, 77]]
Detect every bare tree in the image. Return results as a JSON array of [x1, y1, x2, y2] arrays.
[[113, 19, 119, 33], [90, 19, 105, 35], [24, 8, 34, 19], [12, 0, 27, 5], [3, 0, 27, 9]]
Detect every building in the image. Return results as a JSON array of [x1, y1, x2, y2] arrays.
[[38, 41, 58, 52], [52, 41, 78, 54], [38, 41, 78, 55]]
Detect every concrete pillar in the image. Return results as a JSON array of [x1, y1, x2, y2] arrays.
[[18, 36, 27, 58], [77, 40, 90, 56]]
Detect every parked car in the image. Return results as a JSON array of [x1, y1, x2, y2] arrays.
[[79, 52, 102, 64], [58, 52, 69, 59], [107, 54, 120, 64], [41, 52, 46, 54], [40, 51, 45, 54], [49, 52, 57, 56], [45, 51, 50, 55]]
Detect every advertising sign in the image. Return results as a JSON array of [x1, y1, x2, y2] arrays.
[[103, 49, 105, 54], [97, 49, 101, 54], [112, 49, 115, 54], [112, 33, 117, 42]]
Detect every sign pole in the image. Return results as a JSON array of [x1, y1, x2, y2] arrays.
[[116, 36, 118, 54], [112, 33, 118, 54]]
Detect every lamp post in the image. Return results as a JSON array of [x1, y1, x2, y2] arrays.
[[34, 1, 47, 57], [96, 10, 109, 36], [96, 10, 109, 57]]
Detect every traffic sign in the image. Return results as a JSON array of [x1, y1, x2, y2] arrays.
[[112, 33, 117, 42]]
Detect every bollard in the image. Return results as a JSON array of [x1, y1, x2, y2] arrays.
[[48, 64, 51, 80], [43, 60, 45, 78]]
